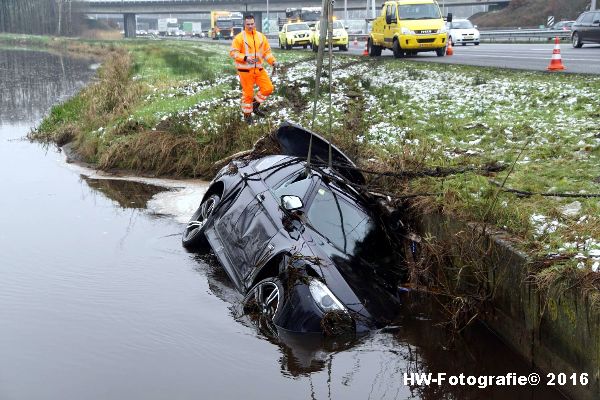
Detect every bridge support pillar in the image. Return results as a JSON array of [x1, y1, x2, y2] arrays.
[[124, 13, 137, 38]]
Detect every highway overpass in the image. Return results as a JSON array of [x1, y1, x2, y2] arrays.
[[74, 0, 510, 37]]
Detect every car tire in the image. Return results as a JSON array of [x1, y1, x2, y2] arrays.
[[368, 38, 381, 56], [339, 44, 348, 51], [182, 193, 220, 250], [303, 44, 308, 49], [312, 43, 318, 52], [572, 32, 583, 48], [462, 43, 467, 46], [392, 39, 404, 58], [279, 39, 284, 50], [243, 277, 285, 334], [474, 42, 480, 46], [435, 47, 446, 57], [286, 41, 292, 50]]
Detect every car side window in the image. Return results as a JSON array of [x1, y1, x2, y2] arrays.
[[581, 13, 594, 24], [594, 13, 600, 23], [272, 172, 314, 202], [307, 185, 374, 254]]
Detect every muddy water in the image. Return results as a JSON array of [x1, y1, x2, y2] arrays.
[[0, 49, 566, 400]]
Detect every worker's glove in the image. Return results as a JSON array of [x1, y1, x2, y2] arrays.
[[244, 56, 257, 65]]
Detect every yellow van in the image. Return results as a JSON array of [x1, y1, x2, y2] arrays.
[[278, 22, 312, 50], [369, 0, 450, 57]]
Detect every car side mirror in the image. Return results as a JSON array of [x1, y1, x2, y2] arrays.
[[281, 195, 303, 211], [345, 26, 349, 30], [447, 13, 453, 23], [474, 24, 478, 28]]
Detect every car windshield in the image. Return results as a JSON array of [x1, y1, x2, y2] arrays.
[[288, 23, 309, 31], [216, 20, 233, 29], [333, 21, 344, 29], [307, 184, 374, 254], [452, 20, 474, 29], [398, 4, 441, 20]]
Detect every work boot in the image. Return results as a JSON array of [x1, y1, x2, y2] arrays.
[[243, 113, 253, 125], [252, 101, 266, 117]]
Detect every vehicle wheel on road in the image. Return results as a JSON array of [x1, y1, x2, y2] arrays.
[[474, 42, 480, 46], [392, 39, 405, 58], [462, 43, 467, 46], [368, 38, 381, 56], [279, 39, 284, 50], [435, 47, 446, 57], [572, 32, 583, 48], [339, 44, 348, 51], [303, 44, 308, 49], [286, 41, 292, 50], [312, 43, 318, 52], [243, 278, 285, 335], [182, 193, 220, 250]]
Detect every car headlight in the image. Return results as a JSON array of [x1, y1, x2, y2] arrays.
[[308, 279, 346, 312], [401, 27, 415, 35]]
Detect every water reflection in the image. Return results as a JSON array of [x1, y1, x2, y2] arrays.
[[0, 49, 96, 124], [82, 176, 169, 210]]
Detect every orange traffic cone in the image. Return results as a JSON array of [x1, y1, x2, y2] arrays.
[[547, 37, 566, 71], [446, 39, 454, 56], [363, 41, 369, 56]]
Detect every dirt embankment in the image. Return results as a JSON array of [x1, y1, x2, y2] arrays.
[[472, 0, 590, 28]]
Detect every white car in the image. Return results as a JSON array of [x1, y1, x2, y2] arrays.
[[446, 19, 480, 46]]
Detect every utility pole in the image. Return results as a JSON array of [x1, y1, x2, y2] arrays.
[[344, 0, 348, 24], [371, 0, 376, 19], [57, 0, 63, 36], [592, 0, 597, 10], [266, 0, 269, 33]]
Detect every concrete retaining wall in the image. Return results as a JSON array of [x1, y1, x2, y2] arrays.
[[418, 213, 599, 399]]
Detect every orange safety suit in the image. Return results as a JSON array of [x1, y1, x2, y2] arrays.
[[230, 27, 276, 115]]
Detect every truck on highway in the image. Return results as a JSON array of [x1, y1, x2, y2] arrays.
[[368, 0, 450, 58], [183, 21, 203, 37], [210, 11, 243, 40], [278, 7, 322, 30], [158, 17, 179, 36]]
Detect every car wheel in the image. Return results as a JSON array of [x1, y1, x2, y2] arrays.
[[474, 42, 480, 46], [285, 41, 292, 50], [368, 38, 381, 56], [243, 278, 285, 334], [462, 43, 467, 46], [572, 32, 583, 48], [279, 39, 284, 50], [339, 44, 348, 51], [312, 43, 318, 52], [435, 47, 446, 57], [182, 193, 220, 249], [303, 44, 308, 49], [392, 39, 404, 58]]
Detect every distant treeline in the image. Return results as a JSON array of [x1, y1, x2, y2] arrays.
[[0, 0, 81, 35]]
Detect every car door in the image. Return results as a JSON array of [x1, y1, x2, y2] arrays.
[[215, 176, 280, 283], [580, 12, 594, 41], [384, 3, 398, 46], [592, 12, 600, 42]]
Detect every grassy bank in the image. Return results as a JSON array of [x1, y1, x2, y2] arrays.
[[15, 35, 599, 296]]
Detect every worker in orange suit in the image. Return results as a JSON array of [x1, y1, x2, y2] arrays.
[[230, 14, 277, 123]]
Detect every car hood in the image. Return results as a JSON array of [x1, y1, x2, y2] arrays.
[[302, 226, 405, 329]]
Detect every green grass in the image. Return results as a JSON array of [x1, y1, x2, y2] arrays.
[[19, 36, 600, 291]]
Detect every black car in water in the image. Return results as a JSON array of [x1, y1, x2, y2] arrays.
[[571, 10, 600, 48], [182, 122, 408, 335]]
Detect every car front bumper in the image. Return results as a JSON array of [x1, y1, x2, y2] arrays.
[[399, 34, 446, 50]]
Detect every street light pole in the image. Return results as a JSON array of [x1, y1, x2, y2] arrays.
[[266, 0, 269, 33]]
